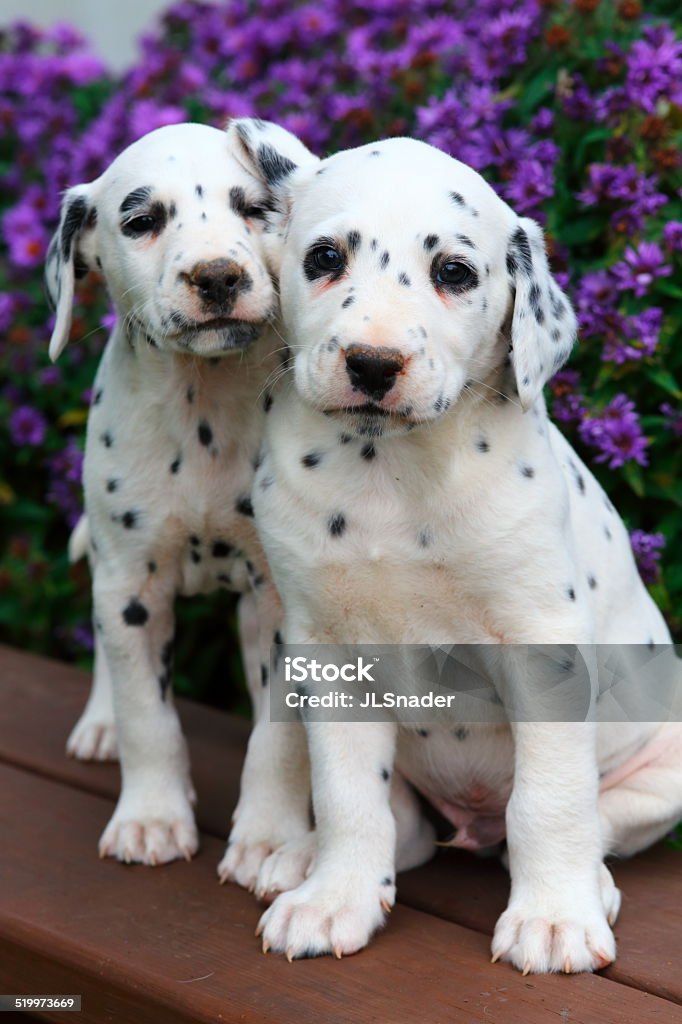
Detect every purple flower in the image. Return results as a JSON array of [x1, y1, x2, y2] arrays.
[[625, 25, 682, 114], [46, 437, 84, 527], [611, 243, 672, 298], [549, 370, 585, 425], [629, 530, 666, 584], [9, 405, 47, 446], [662, 221, 682, 252], [660, 403, 682, 438], [579, 394, 649, 469]]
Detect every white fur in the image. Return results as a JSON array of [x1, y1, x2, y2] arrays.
[[49, 123, 310, 876], [230, 120, 682, 971]]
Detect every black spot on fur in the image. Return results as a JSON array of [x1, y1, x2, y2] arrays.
[[347, 230, 361, 254], [257, 143, 297, 185], [380, 767, 390, 781], [60, 196, 88, 260], [342, 294, 355, 309], [453, 727, 469, 740], [100, 431, 113, 448], [379, 251, 390, 269], [236, 495, 254, 517], [122, 598, 148, 626], [148, 561, 157, 573], [93, 389, 103, 405], [190, 549, 201, 564], [449, 191, 465, 207], [170, 455, 182, 474], [456, 234, 475, 249], [424, 234, 439, 252], [212, 540, 233, 558], [106, 479, 118, 493], [302, 452, 321, 468], [195, 184, 204, 198], [418, 527, 433, 548], [506, 226, 533, 278], [529, 282, 544, 324], [476, 438, 490, 453], [261, 663, 269, 687], [186, 385, 195, 403], [263, 391, 273, 412], [328, 512, 346, 537], [198, 421, 213, 447], [340, 433, 353, 445], [361, 443, 376, 461], [587, 574, 597, 589], [398, 273, 411, 286], [121, 510, 139, 529], [567, 587, 576, 601], [190, 535, 200, 546], [520, 465, 535, 478], [120, 187, 152, 214]]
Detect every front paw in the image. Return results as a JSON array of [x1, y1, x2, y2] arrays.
[[257, 871, 395, 960], [491, 893, 616, 974], [255, 833, 317, 901], [99, 792, 198, 865], [67, 715, 118, 761]]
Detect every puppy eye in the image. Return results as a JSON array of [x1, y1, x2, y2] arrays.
[[434, 258, 477, 290], [243, 205, 266, 220], [303, 240, 347, 283], [313, 246, 344, 272], [122, 214, 159, 237]]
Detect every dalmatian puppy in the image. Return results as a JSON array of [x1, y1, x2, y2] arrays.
[[45, 122, 312, 876], [228, 119, 682, 972]]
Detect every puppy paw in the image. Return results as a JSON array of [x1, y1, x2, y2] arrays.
[[255, 833, 317, 901], [491, 895, 616, 974], [257, 871, 394, 959], [99, 793, 198, 865], [217, 836, 276, 891], [67, 715, 118, 761]]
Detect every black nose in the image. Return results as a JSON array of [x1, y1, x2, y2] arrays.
[[188, 259, 245, 308], [345, 344, 405, 401]]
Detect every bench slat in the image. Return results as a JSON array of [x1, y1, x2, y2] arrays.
[[2, 762, 678, 1024], [2, 646, 680, 1007]]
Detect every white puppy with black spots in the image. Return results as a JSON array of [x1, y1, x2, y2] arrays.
[[227, 119, 682, 973], [46, 122, 312, 875]]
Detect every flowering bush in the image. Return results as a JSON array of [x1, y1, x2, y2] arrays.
[[1, 1, 680, 694]]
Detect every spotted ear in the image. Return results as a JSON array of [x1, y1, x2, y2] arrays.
[[506, 218, 577, 411], [226, 118, 319, 199], [45, 184, 97, 361]]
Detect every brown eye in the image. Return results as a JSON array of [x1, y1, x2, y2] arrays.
[[313, 246, 344, 272], [436, 259, 475, 288], [122, 214, 160, 237]]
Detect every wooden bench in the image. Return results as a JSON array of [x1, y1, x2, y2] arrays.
[[0, 643, 680, 1023]]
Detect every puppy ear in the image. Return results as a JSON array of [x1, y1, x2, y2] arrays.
[[226, 118, 319, 197], [45, 184, 96, 361], [506, 218, 577, 410]]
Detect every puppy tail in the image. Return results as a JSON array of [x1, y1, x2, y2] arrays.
[[68, 514, 89, 564]]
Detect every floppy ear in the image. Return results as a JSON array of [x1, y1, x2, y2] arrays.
[[45, 184, 97, 361], [225, 118, 319, 267], [506, 217, 577, 410]]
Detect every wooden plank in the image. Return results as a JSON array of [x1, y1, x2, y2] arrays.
[[0, 644, 245, 834], [1, 646, 681, 1005], [1, 763, 678, 1024]]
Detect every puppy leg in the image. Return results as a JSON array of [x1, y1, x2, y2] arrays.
[[66, 630, 118, 761], [599, 723, 682, 858], [66, 542, 118, 761], [96, 567, 198, 865], [255, 769, 434, 902], [258, 721, 398, 959], [492, 722, 616, 974], [218, 587, 311, 890]]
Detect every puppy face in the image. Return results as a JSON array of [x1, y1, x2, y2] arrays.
[[229, 122, 577, 438], [46, 123, 276, 360]]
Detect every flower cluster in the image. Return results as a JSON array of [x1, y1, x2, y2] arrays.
[[1, 0, 680, 666]]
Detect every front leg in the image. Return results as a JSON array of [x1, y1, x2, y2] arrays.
[[492, 721, 616, 974], [258, 720, 397, 959], [95, 566, 198, 865], [219, 587, 311, 890]]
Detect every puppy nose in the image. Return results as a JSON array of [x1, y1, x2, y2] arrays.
[[188, 259, 244, 307], [345, 344, 405, 400]]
